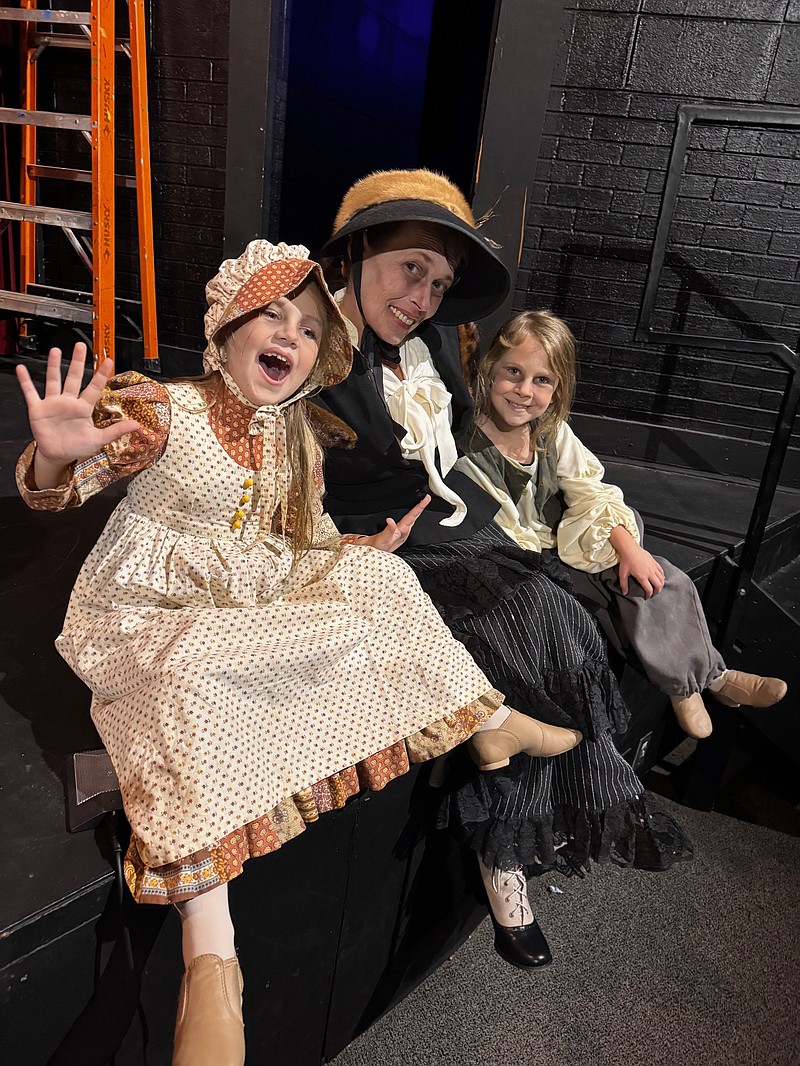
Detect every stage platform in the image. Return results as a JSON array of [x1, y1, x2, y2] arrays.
[[2, 363, 798, 1065]]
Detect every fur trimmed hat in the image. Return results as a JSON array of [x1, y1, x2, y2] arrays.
[[321, 169, 510, 325]]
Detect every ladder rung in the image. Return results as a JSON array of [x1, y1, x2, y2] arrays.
[[0, 201, 92, 229], [0, 289, 93, 324], [28, 164, 137, 189], [0, 106, 91, 131], [33, 31, 130, 52], [0, 8, 91, 24]]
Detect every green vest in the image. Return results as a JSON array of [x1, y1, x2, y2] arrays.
[[456, 424, 565, 530]]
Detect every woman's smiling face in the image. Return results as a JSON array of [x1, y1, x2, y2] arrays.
[[223, 282, 324, 406], [347, 222, 459, 345]]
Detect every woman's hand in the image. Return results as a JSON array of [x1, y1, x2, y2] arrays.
[[16, 344, 140, 488], [342, 495, 431, 553], [609, 524, 665, 597]]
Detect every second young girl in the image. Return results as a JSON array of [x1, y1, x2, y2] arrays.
[[457, 309, 787, 740]]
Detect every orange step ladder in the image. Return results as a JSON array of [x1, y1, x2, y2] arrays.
[[0, 0, 158, 372]]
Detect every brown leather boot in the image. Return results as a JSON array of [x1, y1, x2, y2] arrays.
[[671, 693, 713, 739], [468, 709, 582, 771], [712, 671, 788, 708], [173, 954, 244, 1066]]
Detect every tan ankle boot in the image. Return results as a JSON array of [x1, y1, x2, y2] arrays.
[[712, 671, 788, 709], [468, 709, 582, 771], [671, 693, 713, 739], [173, 954, 244, 1066]]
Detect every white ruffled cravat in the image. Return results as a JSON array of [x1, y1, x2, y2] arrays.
[[383, 358, 467, 527]]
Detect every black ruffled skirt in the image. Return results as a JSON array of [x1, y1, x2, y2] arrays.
[[401, 525, 692, 875]]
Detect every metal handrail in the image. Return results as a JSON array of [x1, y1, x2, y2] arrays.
[[636, 101, 800, 658]]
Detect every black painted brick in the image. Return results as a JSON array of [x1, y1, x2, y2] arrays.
[[754, 156, 800, 183], [592, 116, 673, 145], [621, 144, 671, 169], [584, 163, 649, 190], [154, 142, 214, 166], [743, 205, 800, 232], [549, 185, 614, 209], [687, 126, 729, 152], [532, 204, 578, 230], [184, 166, 226, 189], [610, 191, 661, 215], [627, 19, 780, 98], [560, 88, 632, 115], [668, 221, 705, 245], [627, 94, 684, 121], [701, 227, 771, 253], [575, 210, 641, 236], [543, 112, 594, 138], [642, 1, 787, 20], [158, 100, 213, 125], [726, 128, 765, 154], [564, 13, 636, 89], [713, 178, 785, 205], [558, 139, 624, 163], [768, 25, 800, 104], [769, 233, 800, 256], [674, 199, 746, 226], [728, 253, 796, 280], [754, 279, 800, 303], [686, 151, 757, 179]]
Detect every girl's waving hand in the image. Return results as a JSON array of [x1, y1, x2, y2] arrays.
[[17, 344, 140, 488]]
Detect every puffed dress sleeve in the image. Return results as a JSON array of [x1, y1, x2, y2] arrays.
[[16, 371, 171, 511], [555, 421, 640, 572]]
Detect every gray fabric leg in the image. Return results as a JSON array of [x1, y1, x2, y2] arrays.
[[566, 525, 726, 699]]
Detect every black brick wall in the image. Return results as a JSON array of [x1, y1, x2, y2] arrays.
[[521, 0, 800, 484]]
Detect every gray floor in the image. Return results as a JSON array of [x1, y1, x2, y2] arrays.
[[331, 799, 800, 1066]]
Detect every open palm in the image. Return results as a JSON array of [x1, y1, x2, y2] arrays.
[[16, 344, 140, 465], [361, 495, 431, 552]]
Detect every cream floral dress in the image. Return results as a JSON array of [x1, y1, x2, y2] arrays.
[[17, 373, 502, 903]]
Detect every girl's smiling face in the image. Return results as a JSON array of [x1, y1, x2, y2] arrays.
[[488, 338, 557, 432], [223, 282, 323, 406]]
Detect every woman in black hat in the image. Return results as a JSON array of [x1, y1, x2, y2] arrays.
[[314, 169, 691, 969]]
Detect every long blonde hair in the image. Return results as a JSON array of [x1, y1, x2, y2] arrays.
[[473, 310, 577, 453]]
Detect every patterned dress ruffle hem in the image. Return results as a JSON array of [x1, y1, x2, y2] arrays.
[[125, 693, 498, 903], [401, 525, 693, 875]]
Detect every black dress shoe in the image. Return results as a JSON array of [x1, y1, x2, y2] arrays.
[[490, 914, 552, 969]]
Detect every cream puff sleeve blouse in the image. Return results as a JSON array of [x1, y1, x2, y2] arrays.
[[455, 420, 640, 572]]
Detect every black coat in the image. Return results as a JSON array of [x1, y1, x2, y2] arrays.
[[313, 322, 499, 545]]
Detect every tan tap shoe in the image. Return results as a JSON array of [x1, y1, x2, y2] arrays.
[[173, 954, 245, 1066], [712, 671, 788, 709], [468, 709, 582, 771], [670, 693, 713, 739]]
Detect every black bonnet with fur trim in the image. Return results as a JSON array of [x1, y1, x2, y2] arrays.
[[322, 169, 510, 325]]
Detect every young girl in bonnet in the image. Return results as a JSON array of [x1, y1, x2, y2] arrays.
[[16, 240, 508, 1065]]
